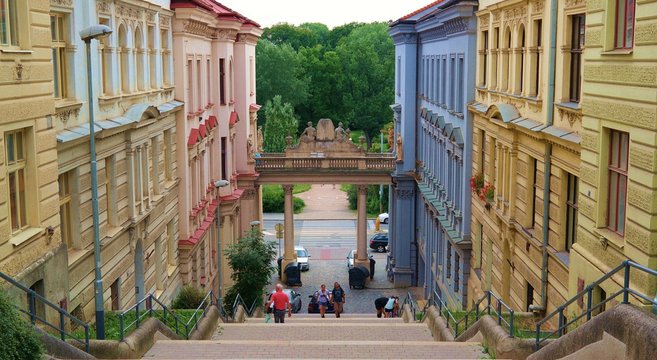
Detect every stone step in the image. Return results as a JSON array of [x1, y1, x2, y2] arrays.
[[245, 316, 405, 323], [213, 323, 434, 342], [143, 340, 488, 359]]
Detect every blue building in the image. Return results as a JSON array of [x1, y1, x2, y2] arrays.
[[388, 0, 477, 308]]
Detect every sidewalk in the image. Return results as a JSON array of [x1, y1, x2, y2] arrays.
[[266, 184, 357, 220]]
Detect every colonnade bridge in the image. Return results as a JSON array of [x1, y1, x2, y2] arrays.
[[254, 118, 396, 280]]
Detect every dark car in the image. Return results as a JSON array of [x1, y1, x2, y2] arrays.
[[369, 233, 389, 252], [307, 290, 335, 313], [267, 289, 303, 313]]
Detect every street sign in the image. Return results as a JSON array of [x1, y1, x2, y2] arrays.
[[275, 223, 284, 239]]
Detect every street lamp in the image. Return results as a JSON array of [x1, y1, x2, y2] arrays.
[[214, 179, 230, 299], [250, 220, 260, 230], [80, 24, 112, 340]]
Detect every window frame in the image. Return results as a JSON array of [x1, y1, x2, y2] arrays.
[[565, 173, 578, 251], [606, 130, 629, 235], [569, 14, 585, 102], [6, 129, 27, 233], [614, 0, 635, 49], [50, 13, 68, 100], [59, 172, 72, 248], [0, 0, 19, 47]]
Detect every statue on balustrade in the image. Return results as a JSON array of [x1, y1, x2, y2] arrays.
[[335, 122, 347, 142], [300, 121, 316, 143], [387, 127, 394, 151], [396, 133, 403, 162], [257, 126, 264, 152]]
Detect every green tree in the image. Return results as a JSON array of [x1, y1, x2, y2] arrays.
[[297, 46, 343, 126], [256, 39, 309, 115], [328, 22, 364, 48], [263, 95, 299, 152], [0, 289, 43, 360], [336, 23, 394, 145], [262, 23, 319, 50], [223, 229, 277, 315], [299, 22, 330, 47]]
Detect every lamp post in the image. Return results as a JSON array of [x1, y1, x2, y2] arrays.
[[214, 179, 230, 299], [80, 24, 112, 340], [250, 220, 260, 230]]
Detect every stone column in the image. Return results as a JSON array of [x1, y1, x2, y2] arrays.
[[281, 184, 296, 281], [356, 185, 368, 266]]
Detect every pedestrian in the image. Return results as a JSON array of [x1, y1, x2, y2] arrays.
[[374, 296, 388, 318], [384, 296, 397, 318], [317, 284, 331, 318], [265, 283, 291, 323], [331, 282, 346, 318]]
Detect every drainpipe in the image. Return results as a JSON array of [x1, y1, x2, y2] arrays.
[[414, 31, 421, 287], [534, 0, 558, 314]]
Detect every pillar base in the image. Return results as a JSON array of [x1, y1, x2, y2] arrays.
[[279, 257, 297, 283], [354, 259, 370, 269], [392, 267, 414, 287]]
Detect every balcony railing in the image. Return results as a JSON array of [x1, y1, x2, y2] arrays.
[[255, 154, 395, 171]]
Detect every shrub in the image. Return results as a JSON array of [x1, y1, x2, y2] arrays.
[[172, 285, 206, 309], [262, 185, 306, 213], [342, 184, 388, 215], [0, 289, 43, 360]]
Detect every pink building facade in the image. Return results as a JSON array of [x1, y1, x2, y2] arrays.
[[170, 0, 262, 295]]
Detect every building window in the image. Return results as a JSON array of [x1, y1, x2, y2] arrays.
[[163, 129, 173, 181], [570, 14, 585, 103], [229, 59, 234, 102], [6, 129, 27, 233], [148, 26, 156, 89], [607, 130, 629, 235], [119, 25, 129, 93], [166, 220, 176, 268], [565, 173, 578, 252], [457, 56, 464, 113], [100, 18, 111, 96], [51, 13, 67, 99], [479, 130, 486, 174], [450, 56, 456, 110], [441, 57, 447, 105], [59, 172, 72, 248], [110, 278, 120, 310], [454, 253, 460, 292], [160, 29, 170, 86], [446, 242, 452, 279], [532, 19, 542, 97], [481, 30, 488, 87], [155, 234, 164, 291], [475, 222, 483, 269], [106, 156, 118, 227], [221, 136, 227, 180], [187, 59, 193, 107], [207, 58, 211, 105], [196, 59, 202, 110], [526, 281, 535, 312], [517, 26, 525, 94], [615, 0, 635, 49], [219, 58, 226, 105], [0, 0, 19, 46], [249, 56, 255, 95], [396, 56, 401, 95], [491, 27, 499, 89], [135, 28, 145, 91]]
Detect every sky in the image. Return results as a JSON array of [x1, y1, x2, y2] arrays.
[[217, 0, 434, 29]]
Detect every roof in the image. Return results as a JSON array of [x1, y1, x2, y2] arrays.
[[229, 111, 239, 126], [170, 0, 260, 27], [398, 0, 445, 21]]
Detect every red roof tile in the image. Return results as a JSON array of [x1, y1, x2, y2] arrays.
[[249, 103, 261, 111], [220, 188, 244, 202], [171, 0, 260, 28], [399, 0, 445, 21], [207, 115, 217, 129], [229, 111, 239, 127], [187, 128, 199, 146], [199, 123, 207, 138]]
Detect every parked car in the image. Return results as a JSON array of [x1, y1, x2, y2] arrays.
[[378, 213, 389, 224], [307, 290, 335, 313], [267, 289, 303, 313], [369, 233, 389, 252], [295, 246, 310, 271], [346, 249, 355, 268], [346, 249, 373, 268]]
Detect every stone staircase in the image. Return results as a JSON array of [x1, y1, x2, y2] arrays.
[[143, 314, 488, 359]]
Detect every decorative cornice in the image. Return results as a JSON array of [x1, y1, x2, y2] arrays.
[[565, 0, 585, 8], [97, 1, 110, 14], [419, 17, 471, 42], [51, 0, 72, 8], [532, 0, 544, 14], [391, 32, 417, 45], [146, 11, 156, 25], [216, 29, 238, 41], [236, 33, 259, 45], [116, 4, 143, 21], [160, 16, 171, 29], [183, 19, 215, 38]]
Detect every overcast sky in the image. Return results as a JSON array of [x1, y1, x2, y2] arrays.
[[218, 0, 433, 29]]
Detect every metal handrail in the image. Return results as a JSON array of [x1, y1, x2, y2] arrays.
[[0, 271, 90, 352], [535, 260, 657, 350], [432, 290, 514, 338], [403, 292, 419, 320], [119, 290, 215, 340], [231, 293, 259, 317]]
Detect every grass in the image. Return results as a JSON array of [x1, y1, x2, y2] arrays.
[[292, 184, 311, 194], [436, 309, 545, 339], [71, 309, 202, 341]]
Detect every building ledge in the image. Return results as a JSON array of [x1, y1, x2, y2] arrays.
[[9, 227, 43, 247]]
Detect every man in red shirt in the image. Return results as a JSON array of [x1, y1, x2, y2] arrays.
[[266, 283, 291, 323]]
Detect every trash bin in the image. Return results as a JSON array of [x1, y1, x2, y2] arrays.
[[369, 257, 376, 280], [277, 257, 283, 278], [284, 262, 302, 286], [348, 265, 370, 289]]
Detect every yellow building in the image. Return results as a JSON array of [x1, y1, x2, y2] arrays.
[[468, 0, 585, 318], [53, 0, 182, 321], [570, 0, 657, 308], [0, 0, 69, 320]]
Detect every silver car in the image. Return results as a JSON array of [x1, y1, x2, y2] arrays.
[[295, 246, 310, 271]]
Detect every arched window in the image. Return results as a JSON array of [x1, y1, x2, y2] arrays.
[[134, 27, 144, 91], [160, 29, 170, 86], [516, 25, 525, 95], [118, 24, 129, 94], [148, 26, 156, 89], [502, 27, 512, 92]]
